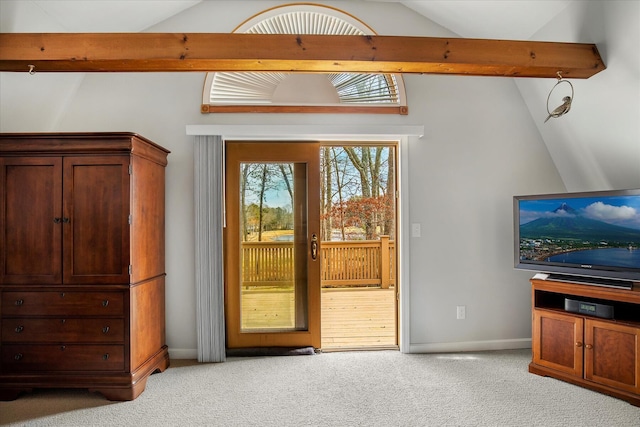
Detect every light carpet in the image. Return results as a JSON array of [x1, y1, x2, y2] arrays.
[[1, 349, 639, 426]]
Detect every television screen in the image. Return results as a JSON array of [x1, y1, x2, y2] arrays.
[[514, 189, 640, 287]]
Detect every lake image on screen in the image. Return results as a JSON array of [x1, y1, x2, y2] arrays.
[[548, 247, 640, 268], [518, 195, 640, 266]]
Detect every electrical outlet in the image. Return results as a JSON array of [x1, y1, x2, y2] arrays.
[[456, 305, 466, 320], [411, 223, 421, 237]]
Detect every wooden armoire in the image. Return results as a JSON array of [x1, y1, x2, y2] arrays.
[[0, 132, 170, 401]]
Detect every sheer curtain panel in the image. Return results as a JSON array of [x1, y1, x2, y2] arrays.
[[194, 135, 226, 362]]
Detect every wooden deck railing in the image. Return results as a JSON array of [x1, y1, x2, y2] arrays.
[[241, 236, 395, 289], [241, 241, 295, 287]]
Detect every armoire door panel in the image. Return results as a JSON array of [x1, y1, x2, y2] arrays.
[[63, 157, 130, 284], [0, 158, 63, 284]]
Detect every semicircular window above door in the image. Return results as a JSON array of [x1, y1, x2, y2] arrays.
[[201, 4, 408, 115]]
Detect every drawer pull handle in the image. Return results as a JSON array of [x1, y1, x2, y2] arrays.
[[60, 292, 65, 298], [60, 345, 66, 351], [103, 353, 110, 360], [15, 326, 24, 333], [14, 299, 24, 306], [102, 326, 110, 334], [102, 300, 109, 307], [14, 353, 23, 361]]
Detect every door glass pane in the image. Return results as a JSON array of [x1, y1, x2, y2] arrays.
[[239, 162, 308, 332]]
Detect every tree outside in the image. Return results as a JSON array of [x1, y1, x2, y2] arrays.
[[240, 145, 396, 243]]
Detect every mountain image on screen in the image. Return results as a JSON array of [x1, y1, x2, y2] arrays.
[[520, 204, 640, 243]]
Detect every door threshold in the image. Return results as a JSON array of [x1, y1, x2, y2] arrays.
[[319, 345, 399, 353]]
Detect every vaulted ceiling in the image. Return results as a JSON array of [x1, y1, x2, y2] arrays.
[[401, 1, 573, 40], [0, 0, 570, 39]]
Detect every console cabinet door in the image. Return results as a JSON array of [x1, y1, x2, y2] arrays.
[[532, 309, 584, 377], [62, 156, 130, 284], [585, 319, 640, 394], [0, 157, 63, 284]]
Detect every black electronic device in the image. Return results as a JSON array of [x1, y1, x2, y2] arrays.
[[564, 298, 614, 319]]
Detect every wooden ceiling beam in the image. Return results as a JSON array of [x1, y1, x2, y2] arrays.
[[0, 33, 605, 78]]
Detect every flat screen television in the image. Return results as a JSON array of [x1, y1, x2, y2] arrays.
[[514, 188, 640, 289]]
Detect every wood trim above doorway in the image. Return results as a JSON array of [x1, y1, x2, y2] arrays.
[[201, 105, 408, 115]]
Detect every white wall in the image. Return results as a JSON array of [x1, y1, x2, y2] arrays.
[[403, 72, 564, 351], [516, 0, 640, 192], [7, 0, 632, 356]]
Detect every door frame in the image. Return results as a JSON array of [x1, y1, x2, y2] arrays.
[[187, 123, 423, 353]]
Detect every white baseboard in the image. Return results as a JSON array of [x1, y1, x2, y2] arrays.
[[168, 340, 531, 359], [168, 348, 198, 360], [408, 338, 531, 354]]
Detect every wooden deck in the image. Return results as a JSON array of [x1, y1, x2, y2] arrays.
[[321, 287, 397, 350], [240, 287, 397, 350]]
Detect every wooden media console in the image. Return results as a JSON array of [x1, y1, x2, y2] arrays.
[[529, 278, 640, 406]]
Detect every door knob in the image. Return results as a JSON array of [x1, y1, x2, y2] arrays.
[[311, 234, 318, 261]]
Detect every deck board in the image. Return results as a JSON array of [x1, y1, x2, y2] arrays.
[[240, 287, 397, 349], [321, 287, 397, 350]]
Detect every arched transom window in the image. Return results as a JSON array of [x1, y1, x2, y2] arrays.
[[201, 4, 408, 114]]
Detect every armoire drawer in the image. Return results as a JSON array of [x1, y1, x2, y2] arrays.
[[1, 344, 125, 372], [1, 291, 124, 316], [2, 318, 124, 343]]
